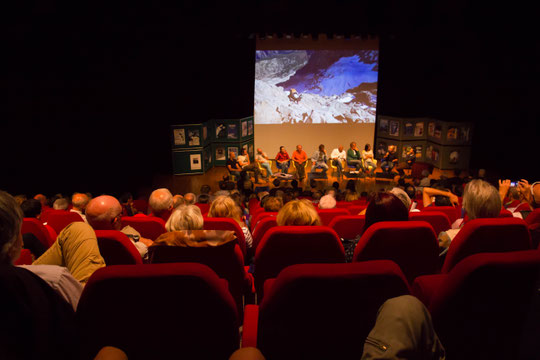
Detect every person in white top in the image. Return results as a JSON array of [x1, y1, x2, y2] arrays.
[[238, 148, 263, 184], [361, 143, 376, 176], [255, 148, 273, 178], [330, 145, 347, 179]]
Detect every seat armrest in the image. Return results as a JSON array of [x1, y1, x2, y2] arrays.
[[242, 305, 259, 348], [412, 274, 447, 308]]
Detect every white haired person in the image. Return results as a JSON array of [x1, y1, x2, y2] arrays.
[[318, 194, 337, 209], [165, 205, 204, 231], [438, 179, 502, 252], [148, 188, 174, 222]]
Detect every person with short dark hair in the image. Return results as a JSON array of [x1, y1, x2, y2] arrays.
[[310, 144, 328, 175], [21, 199, 42, 219], [227, 151, 243, 179], [263, 196, 283, 212], [381, 145, 399, 174], [347, 142, 362, 171], [364, 192, 410, 231], [292, 145, 308, 182], [197, 194, 210, 204], [238, 148, 263, 184]]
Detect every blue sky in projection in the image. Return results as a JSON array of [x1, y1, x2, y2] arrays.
[[288, 55, 378, 96]]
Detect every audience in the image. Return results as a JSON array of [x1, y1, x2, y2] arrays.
[[318, 194, 337, 209], [364, 192, 409, 232], [71, 192, 89, 222], [183, 192, 196, 205], [276, 199, 321, 226], [197, 193, 210, 204], [165, 205, 204, 231], [172, 194, 185, 208], [208, 195, 253, 248], [389, 187, 412, 211], [263, 196, 282, 212], [21, 198, 42, 219], [148, 188, 174, 221], [422, 187, 458, 207], [53, 197, 69, 210]]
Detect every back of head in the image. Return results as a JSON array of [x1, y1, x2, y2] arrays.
[[463, 179, 501, 220], [309, 179, 317, 189], [345, 180, 356, 193], [183, 192, 196, 206], [276, 199, 321, 226], [173, 194, 185, 208], [53, 198, 69, 210], [318, 195, 337, 209], [72, 193, 90, 211], [365, 192, 409, 230], [0, 191, 23, 264], [20, 199, 42, 218], [33, 194, 48, 207], [404, 185, 416, 201], [389, 187, 412, 210], [200, 185, 211, 195], [86, 195, 123, 230], [149, 188, 174, 213], [165, 205, 204, 231], [434, 195, 453, 207], [272, 178, 281, 188], [344, 191, 359, 202], [197, 194, 210, 204], [208, 196, 237, 219], [263, 196, 283, 212]]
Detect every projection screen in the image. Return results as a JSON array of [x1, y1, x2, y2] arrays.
[[254, 36, 379, 161]]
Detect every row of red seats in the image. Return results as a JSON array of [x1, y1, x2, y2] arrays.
[[76, 249, 540, 359]]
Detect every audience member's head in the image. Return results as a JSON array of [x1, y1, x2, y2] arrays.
[[53, 198, 69, 210], [325, 188, 336, 198], [364, 192, 409, 230], [276, 199, 321, 226], [208, 195, 239, 220], [197, 194, 210, 204], [200, 185, 211, 195], [312, 191, 323, 201], [183, 192, 196, 205], [318, 195, 337, 209], [404, 185, 416, 202], [434, 193, 453, 207], [0, 191, 24, 264], [72, 193, 90, 212], [33, 194, 48, 207], [462, 179, 501, 220], [165, 205, 204, 231], [172, 194, 185, 208], [86, 195, 123, 231], [14, 195, 27, 205], [263, 196, 283, 212], [507, 186, 520, 201], [272, 178, 281, 188], [291, 179, 299, 189], [309, 179, 317, 190], [344, 191, 359, 202], [149, 188, 174, 215], [345, 180, 356, 193], [389, 187, 412, 210], [20, 199, 42, 219], [119, 192, 133, 205]]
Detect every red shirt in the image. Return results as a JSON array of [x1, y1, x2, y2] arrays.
[[275, 151, 290, 162], [292, 150, 308, 163]]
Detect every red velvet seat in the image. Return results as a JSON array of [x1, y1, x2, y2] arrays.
[[251, 217, 277, 251], [95, 230, 143, 265], [14, 249, 33, 265], [248, 198, 260, 213], [77, 263, 239, 359], [513, 202, 532, 213], [120, 216, 167, 241], [131, 199, 148, 214], [499, 208, 513, 218], [421, 206, 460, 224], [347, 205, 366, 215], [525, 208, 540, 225], [253, 226, 346, 298], [42, 210, 84, 235], [409, 211, 451, 235], [328, 215, 366, 240], [250, 211, 277, 232], [316, 208, 350, 226], [21, 218, 57, 248], [203, 217, 247, 258], [148, 241, 253, 319], [412, 250, 540, 360], [353, 221, 439, 284], [441, 217, 531, 273], [335, 201, 352, 208], [242, 261, 410, 359], [194, 203, 210, 216]]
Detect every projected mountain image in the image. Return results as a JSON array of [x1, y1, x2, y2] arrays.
[[255, 50, 378, 124]]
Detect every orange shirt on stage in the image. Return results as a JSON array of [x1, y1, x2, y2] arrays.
[[292, 150, 307, 164]]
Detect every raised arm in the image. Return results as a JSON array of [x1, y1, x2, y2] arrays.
[[422, 187, 459, 207], [498, 179, 511, 204]]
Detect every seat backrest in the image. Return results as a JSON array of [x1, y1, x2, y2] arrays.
[[335, 201, 352, 208], [347, 205, 367, 215], [429, 250, 540, 360], [316, 208, 350, 226], [95, 230, 143, 265], [203, 217, 247, 257], [21, 218, 56, 248], [442, 217, 532, 273], [421, 206, 459, 223], [148, 241, 247, 318], [328, 215, 366, 240], [131, 199, 148, 215], [254, 226, 346, 297], [194, 203, 210, 216], [120, 216, 167, 241], [43, 210, 84, 235], [257, 261, 410, 360], [251, 217, 277, 250], [525, 208, 540, 225], [409, 211, 451, 235], [77, 263, 239, 359], [353, 221, 439, 284], [251, 211, 277, 232], [248, 198, 261, 213], [14, 249, 33, 265]]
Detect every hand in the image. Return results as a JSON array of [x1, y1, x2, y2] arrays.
[[518, 179, 531, 201], [449, 193, 459, 206], [499, 179, 511, 195]]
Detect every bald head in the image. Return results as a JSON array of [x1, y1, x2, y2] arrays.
[[183, 193, 196, 205], [86, 195, 123, 230], [149, 188, 173, 214], [72, 193, 90, 211], [34, 194, 48, 207]]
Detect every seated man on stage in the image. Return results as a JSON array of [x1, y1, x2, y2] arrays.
[[255, 148, 273, 178], [381, 145, 399, 173], [238, 148, 263, 184], [275, 145, 291, 174], [292, 144, 308, 182], [226, 151, 243, 179], [330, 145, 347, 179], [347, 142, 362, 171], [311, 144, 328, 175]]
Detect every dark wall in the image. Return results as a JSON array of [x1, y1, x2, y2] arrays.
[[2, 1, 537, 196]]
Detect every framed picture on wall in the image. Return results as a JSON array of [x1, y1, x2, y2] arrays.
[[173, 128, 186, 145], [190, 154, 202, 170], [414, 122, 424, 136], [389, 121, 399, 136], [216, 123, 227, 139], [248, 120, 253, 135], [242, 121, 248, 137], [379, 119, 389, 133], [227, 124, 238, 139], [216, 146, 226, 161], [188, 129, 200, 146]]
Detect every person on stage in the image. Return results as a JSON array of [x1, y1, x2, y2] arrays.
[[226, 151, 243, 179], [347, 142, 362, 171], [255, 148, 273, 178], [361, 143, 376, 176], [381, 145, 399, 174], [292, 145, 308, 182], [311, 144, 329, 175], [275, 146, 291, 174], [331, 145, 347, 179], [238, 148, 263, 184]]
